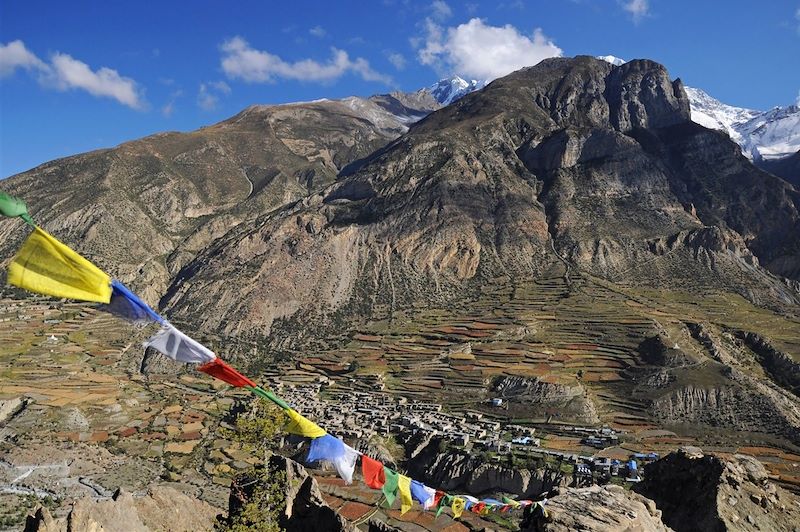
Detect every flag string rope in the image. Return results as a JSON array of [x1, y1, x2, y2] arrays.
[[0, 193, 548, 519]]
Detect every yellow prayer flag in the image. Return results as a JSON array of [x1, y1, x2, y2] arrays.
[[284, 408, 327, 438], [8, 226, 111, 303], [398, 474, 412, 515], [502, 496, 521, 508], [452, 497, 465, 519]]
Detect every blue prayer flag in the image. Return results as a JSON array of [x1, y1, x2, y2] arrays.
[[306, 434, 358, 483], [99, 280, 165, 323]]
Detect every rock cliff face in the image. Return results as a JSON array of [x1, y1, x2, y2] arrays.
[[224, 455, 354, 532], [492, 376, 599, 424], [521, 484, 671, 532], [634, 448, 800, 532], [403, 435, 564, 496], [23, 487, 220, 532]]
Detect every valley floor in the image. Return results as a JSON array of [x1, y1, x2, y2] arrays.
[[1, 262, 799, 529]]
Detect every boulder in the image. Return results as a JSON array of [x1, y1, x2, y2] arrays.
[[24, 487, 220, 532], [634, 448, 800, 532], [521, 484, 670, 531]]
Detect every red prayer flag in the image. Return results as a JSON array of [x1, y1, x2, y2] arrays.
[[433, 490, 445, 508], [197, 358, 256, 387], [361, 455, 385, 489], [500, 504, 511, 513], [472, 502, 486, 514]]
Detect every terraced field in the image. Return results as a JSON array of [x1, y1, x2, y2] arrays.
[[299, 263, 800, 476]]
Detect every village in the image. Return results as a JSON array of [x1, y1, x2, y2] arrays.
[[266, 375, 657, 484]]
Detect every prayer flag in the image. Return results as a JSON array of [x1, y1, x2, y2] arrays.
[[410, 480, 436, 510], [8, 226, 111, 303], [463, 495, 478, 510], [452, 497, 465, 519], [382, 467, 399, 507], [472, 502, 486, 514], [306, 434, 358, 483], [285, 409, 327, 438], [435, 493, 449, 517], [0, 192, 30, 220], [502, 496, 521, 508], [198, 359, 256, 387], [361, 455, 385, 489], [144, 324, 216, 364], [99, 280, 165, 323], [397, 474, 412, 515]]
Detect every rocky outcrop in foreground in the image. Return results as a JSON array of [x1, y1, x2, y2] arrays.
[[23, 486, 220, 532], [521, 484, 670, 532], [634, 447, 800, 532], [224, 454, 354, 532]]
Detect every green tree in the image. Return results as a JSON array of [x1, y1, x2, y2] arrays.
[[217, 398, 288, 532]]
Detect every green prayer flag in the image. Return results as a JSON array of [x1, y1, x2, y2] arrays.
[[436, 494, 453, 517], [382, 467, 399, 507], [0, 192, 32, 223]]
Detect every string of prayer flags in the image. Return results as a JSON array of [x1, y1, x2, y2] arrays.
[[361, 455, 386, 489], [451, 497, 466, 519], [397, 474, 413, 515], [285, 409, 327, 438], [144, 324, 216, 364], [198, 359, 256, 387], [0, 192, 33, 224], [306, 434, 359, 484], [8, 226, 112, 303], [410, 480, 436, 510], [99, 280, 165, 323], [382, 467, 399, 507]]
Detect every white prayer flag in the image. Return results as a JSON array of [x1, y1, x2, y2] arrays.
[[144, 324, 217, 364]]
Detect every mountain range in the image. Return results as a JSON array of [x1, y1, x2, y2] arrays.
[[2, 53, 800, 478], [2, 55, 798, 338]]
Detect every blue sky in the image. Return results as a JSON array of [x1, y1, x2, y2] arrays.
[[1, 0, 799, 178]]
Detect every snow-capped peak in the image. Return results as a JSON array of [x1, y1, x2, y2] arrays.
[[685, 87, 800, 160], [597, 55, 626, 66], [428, 76, 486, 106], [684, 87, 761, 145]]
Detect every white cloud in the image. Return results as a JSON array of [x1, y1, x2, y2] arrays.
[[1, 40, 145, 109], [387, 52, 407, 70], [47, 53, 145, 109], [430, 0, 452, 20], [208, 80, 231, 94], [197, 81, 230, 111], [161, 89, 183, 118], [417, 18, 562, 81], [0, 40, 47, 77], [796, 7, 800, 34], [220, 36, 392, 85], [620, 0, 650, 23], [309, 25, 327, 38]]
